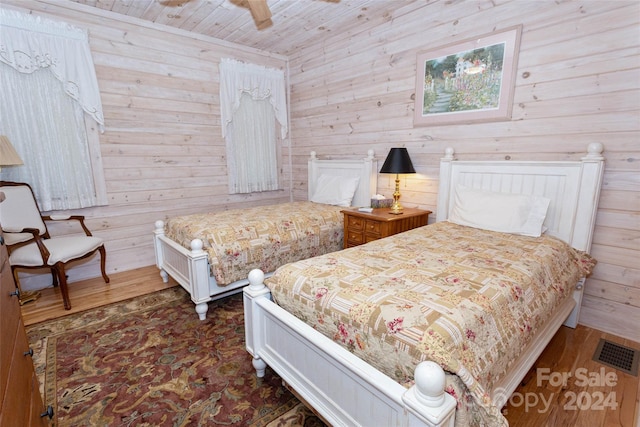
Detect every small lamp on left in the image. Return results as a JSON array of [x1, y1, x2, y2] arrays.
[[0, 136, 38, 304], [0, 135, 24, 171]]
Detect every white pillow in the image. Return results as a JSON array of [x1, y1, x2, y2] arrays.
[[310, 175, 360, 207], [448, 185, 550, 237]]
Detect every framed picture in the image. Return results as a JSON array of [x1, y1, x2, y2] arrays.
[[414, 25, 522, 126]]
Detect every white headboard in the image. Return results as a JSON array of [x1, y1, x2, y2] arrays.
[[436, 143, 605, 253], [308, 150, 378, 208]]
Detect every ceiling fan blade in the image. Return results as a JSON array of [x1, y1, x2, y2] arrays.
[[247, 0, 272, 29]]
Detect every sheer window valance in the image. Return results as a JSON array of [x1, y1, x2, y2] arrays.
[[0, 8, 105, 131], [219, 58, 287, 139]]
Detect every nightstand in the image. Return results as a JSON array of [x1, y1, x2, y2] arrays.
[[341, 207, 431, 248]]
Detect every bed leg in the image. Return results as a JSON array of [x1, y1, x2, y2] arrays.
[[159, 269, 169, 283], [153, 221, 170, 284], [195, 302, 208, 320], [403, 361, 457, 427], [244, 269, 272, 378], [252, 357, 267, 378]]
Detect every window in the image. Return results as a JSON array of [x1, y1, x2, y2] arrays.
[[225, 93, 279, 193], [219, 58, 288, 194], [0, 9, 106, 210]]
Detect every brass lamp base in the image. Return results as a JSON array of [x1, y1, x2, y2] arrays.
[[389, 175, 404, 214], [389, 201, 404, 215], [19, 290, 41, 306]]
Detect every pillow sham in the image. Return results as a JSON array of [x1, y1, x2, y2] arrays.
[[310, 174, 360, 207], [448, 185, 550, 237]]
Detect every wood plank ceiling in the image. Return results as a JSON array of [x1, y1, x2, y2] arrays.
[[69, 0, 409, 56]]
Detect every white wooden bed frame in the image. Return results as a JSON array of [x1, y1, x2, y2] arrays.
[[154, 150, 377, 320], [243, 143, 605, 427]]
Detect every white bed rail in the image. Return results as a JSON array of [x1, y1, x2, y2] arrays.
[[243, 269, 456, 427], [154, 220, 212, 319]]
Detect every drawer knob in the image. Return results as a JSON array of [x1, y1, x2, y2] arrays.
[[24, 348, 34, 357], [40, 405, 54, 419], [9, 289, 20, 298]]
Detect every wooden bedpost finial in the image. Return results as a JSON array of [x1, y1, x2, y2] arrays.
[[413, 361, 446, 407], [583, 142, 604, 160], [443, 147, 455, 161], [248, 269, 266, 291], [366, 149, 375, 160], [190, 239, 204, 254]]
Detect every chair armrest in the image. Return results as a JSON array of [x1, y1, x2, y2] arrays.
[[42, 215, 93, 236], [19, 227, 51, 263], [46, 214, 72, 220]]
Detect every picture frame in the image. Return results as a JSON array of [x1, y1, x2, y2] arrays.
[[413, 25, 522, 126]]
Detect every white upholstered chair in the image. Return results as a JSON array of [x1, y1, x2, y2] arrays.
[[0, 181, 109, 310]]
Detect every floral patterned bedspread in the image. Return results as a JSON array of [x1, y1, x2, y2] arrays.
[[265, 221, 597, 426], [164, 201, 344, 285]]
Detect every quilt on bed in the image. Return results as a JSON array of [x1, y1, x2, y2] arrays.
[[264, 221, 596, 426], [164, 201, 344, 285]]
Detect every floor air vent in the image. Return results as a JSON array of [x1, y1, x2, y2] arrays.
[[593, 339, 639, 376]]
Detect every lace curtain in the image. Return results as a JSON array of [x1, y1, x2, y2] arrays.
[[219, 58, 287, 194], [0, 8, 104, 129], [0, 8, 107, 210]]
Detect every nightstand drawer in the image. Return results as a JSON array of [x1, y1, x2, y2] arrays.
[[347, 216, 364, 231], [365, 220, 380, 236], [346, 231, 364, 245]]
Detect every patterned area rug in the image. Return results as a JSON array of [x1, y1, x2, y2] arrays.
[[26, 288, 323, 426]]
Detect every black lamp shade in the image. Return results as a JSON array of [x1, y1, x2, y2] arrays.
[[380, 148, 416, 174]]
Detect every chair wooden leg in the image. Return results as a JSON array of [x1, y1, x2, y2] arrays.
[[98, 245, 110, 283], [55, 263, 72, 310], [51, 268, 59, 287]]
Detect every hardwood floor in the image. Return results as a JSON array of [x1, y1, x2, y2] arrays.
[[20, 267, 640, 426], [20, 265, 178, 326], [503, 325, 640, 427]]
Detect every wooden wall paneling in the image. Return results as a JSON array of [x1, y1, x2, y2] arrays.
[[287, 1, 640, 340], [2, 0, 289, 292], [2, 0, 637, 340], [580, 295, 639, 342], [287, 0, 499, 72], [593, 226, 639, 253], [35, 0, 290, 60], [584, 278, 639, 309]]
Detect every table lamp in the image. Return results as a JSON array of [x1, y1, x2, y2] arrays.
[[379, 147, 416, 214]]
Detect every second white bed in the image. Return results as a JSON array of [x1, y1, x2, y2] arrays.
[[154, 150, 378, 319]]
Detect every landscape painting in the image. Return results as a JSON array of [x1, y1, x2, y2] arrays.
[[414, 26, 522, 126]]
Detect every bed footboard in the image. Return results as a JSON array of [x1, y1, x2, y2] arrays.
[[243, 269, 456, 427], [154, 220, 212, 319]]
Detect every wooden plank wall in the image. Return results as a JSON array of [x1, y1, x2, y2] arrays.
[[1, 1, 289, 285], [286, 0, 639, 341], [1, 1, 638, 341]]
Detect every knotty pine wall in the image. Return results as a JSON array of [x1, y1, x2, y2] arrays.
[[1, 1, 290, 287], [285, 1, 639, 341], [2, 1, 638, 341]]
